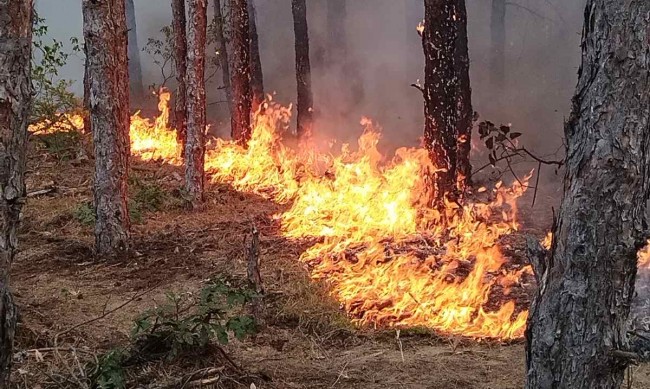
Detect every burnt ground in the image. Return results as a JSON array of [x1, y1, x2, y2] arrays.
[[9, 133, 650, 388]]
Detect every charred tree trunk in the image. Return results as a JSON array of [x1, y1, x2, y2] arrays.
[[83, 0, 131, 258], [0, 1, 32, 384], [229, 0, 252, 143], [125, 0, 144, 100], [490, 0, 505, 88], [422, 0, 458, 206], [172, 0, 187, 151], [248, 0, 264, 112], [291, 0, 314, 139], [454, 0, 472, 189], [213, 0, 233, 118], [184, 0, 207, 206], [525, 1, 650, 388]]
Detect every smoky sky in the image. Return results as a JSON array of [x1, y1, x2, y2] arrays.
[[35, 0, 585, 154]]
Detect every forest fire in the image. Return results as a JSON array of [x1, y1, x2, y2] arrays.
[[31, 94, 532, 339]]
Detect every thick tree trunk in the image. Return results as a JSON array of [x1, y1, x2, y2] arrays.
[[83, 0, 131, 258], [248, 0, 264, 112], [422, 0, 458, 206], [291, 0, 314, 139], [490, 0, 505, 88], [0, 1, 32, 384], [454, 0, 472, 189], [83, 46, 91, 133], [229, 0, 252, 143], [525, 1, 650, 388], [172, 0, 187, 151], [214, 0, 233, 119], [184, 0, 207, 206], [125, 0, 144, 100]]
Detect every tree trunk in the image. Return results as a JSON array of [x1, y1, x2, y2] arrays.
[[229, 0, 252, 143], [291, 0, 314, 139], [248, 0, 264, 112], [83, 45, 91, 133], [184, 0, 207, 206], [422, 0, 458, 206], [326, 0, 346, 64], [490, 0, 505, 88], [83, 0, 131, 258], [0, 1, 33, 384], [125, 0, 144, 100], [214, 0, 232, 119], [172, 0, 187, 152], [525, 1, 650, 388], [454, 0, 472, 189]]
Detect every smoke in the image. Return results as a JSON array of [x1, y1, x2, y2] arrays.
[[36, 0, 585, 156]]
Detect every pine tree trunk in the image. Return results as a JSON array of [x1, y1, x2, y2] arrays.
[[125, 0, 144, 100], [525, 1, 650, 388], [422, 0, 458, 206], [229, 0, 252, 143], [83, 46, 91, 133], [248, 0, 264, 112], [291, 0, 314, 139], [490, 0, 505, 88], [214, 0, 233, 119], [172, 0, 187, 151], [0, 1, 33, 384], [184, 0, 207, 206], [454, 0, 472, 189], [83, 0, 131, 258]]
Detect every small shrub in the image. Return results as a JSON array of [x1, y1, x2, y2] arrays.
[[38, 130, 81, 160], [72, 202, 95, 226], [133, 183, 167, 212], [87, 348, 127, 389]]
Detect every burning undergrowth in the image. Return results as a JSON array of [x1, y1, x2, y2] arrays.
[[30, 92, 535, 340]]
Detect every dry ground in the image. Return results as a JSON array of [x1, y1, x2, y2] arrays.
[[9, 133, 650, 388]]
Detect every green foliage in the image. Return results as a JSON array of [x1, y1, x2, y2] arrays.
[[143, 25, 175, 90], [37, 130, 81, 160], [72, 202, 95, 226], [31, 15, 82, 126], [131, 279, 257, 360], [87, 348, 127, 389], [132, 182, 167, 212]]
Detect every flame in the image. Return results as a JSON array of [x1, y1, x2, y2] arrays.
[[34, 94, 536, 339]]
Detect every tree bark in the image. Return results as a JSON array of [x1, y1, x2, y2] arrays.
[[184, 0, 207, 206], [229, 0, 252, 143], [454, 0, 472, 189], [248, 0, 264, 112], [125, 0, 144, 100], [83, 45, 91, 133], [172, 0, 187, 152], [83, 0, 131, 258], [292, 0, 314, 139], [490, 0, 505, 88], [525, 1, 650, 388], [214, 0, 232, 120], [422, 0, 458, 206], [0, 1, 32, 384]]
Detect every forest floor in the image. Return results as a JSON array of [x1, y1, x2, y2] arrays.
[[10, 132, 650, 388]]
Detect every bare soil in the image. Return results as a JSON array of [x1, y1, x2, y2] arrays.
[[10, 135, 650, 388]]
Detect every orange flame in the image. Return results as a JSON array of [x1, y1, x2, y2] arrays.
[[35, 94, 537, 339]]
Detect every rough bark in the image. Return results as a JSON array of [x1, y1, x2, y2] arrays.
[[248, 0, 264, 112], [454, 0, 472, 189], [184, 0, 207, 206], [125, 0, 144, 100], [172, 0, 187, 151], [214, 0, 233, 119], [292, 0, 314, 139], [525, 1, 650, 388], [490, 0, 505, 88], [83, 45, 91, 133], [83, 0, 131, 258], [229, 0, 252, 143], [0, 1, 32, 384], [422, 0, 458, 206]]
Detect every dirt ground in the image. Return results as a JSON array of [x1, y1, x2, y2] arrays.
[[9, 134, 650, 388]]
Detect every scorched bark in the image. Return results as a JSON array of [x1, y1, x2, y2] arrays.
[[184, 0, 207, 205], [172, 0, 188, 152], [229, 0, 252, 143], [248, 0, 264, 112], [525, 1, 650, 388], [213, 0, 232, 118], [454, 0, 473, 188], [82, 0, 131, 258], [292, 0, 314, 139], [0, 0, 32, 384]]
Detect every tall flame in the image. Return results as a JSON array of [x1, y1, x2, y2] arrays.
[[33, 93, 534, 339]]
